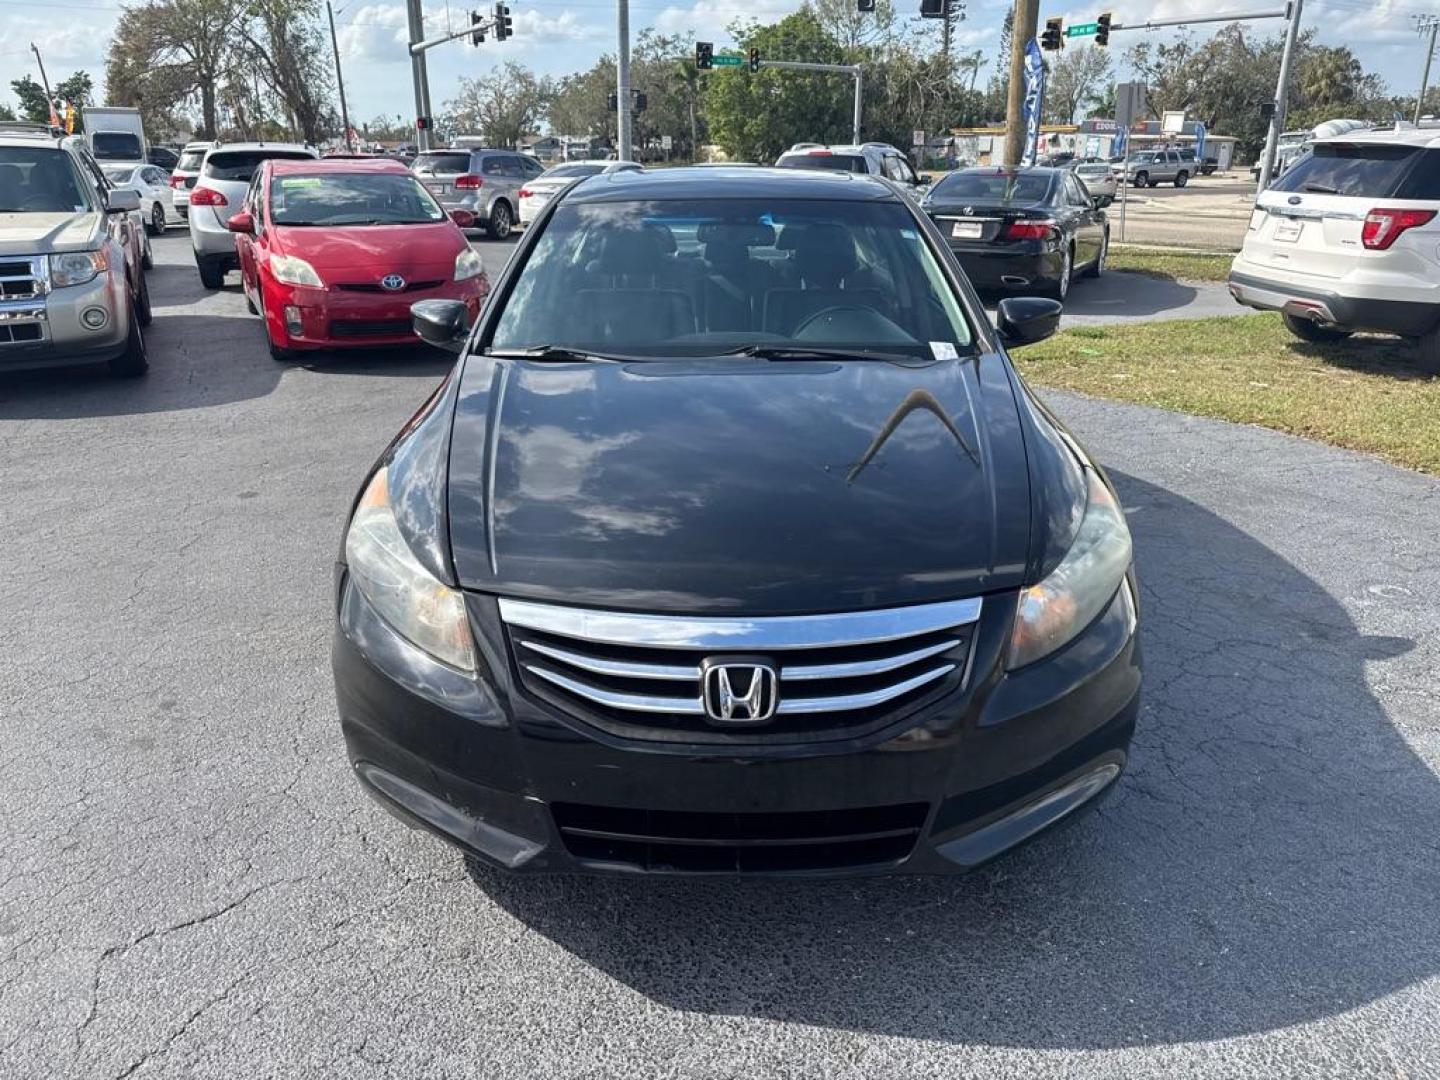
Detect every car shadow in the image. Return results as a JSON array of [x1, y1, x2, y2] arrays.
[[469, 470, 1438, 1050], [1288, 335, 1432, 381], [1061, 270, 1202, 318]]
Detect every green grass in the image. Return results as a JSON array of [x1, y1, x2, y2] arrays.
[[1107, 248, 1235, 282], [1017, 313, 1440, 475]]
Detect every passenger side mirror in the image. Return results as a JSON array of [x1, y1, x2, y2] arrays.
[[448, 208, 476, 229], [105, 188, 140, 214], [1095, 195, 1113, 208], [225, 210, 255, 234], [995, 297, 1062, 348], [411, 298, 470, 353]]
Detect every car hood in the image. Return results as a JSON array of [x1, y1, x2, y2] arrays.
[[274, 222, 465, 272], [0, 211, 102, 255], [447, 354, 1033, 614]]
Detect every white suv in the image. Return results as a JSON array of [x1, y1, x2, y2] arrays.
[[1228, 126, 1440, 367]]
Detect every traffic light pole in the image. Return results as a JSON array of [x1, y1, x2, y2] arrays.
[[326, 1, 353, 152], [1417, 17, 1439, 124], [1003, 0, 1041, 167], [1257, 0, 1303, 192], [757, 60, 864, 145], [405, 0, 433, 151], [617, 0, 634, 160]]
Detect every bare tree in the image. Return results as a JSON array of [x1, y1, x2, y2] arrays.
[[445, 63, 551, 149], [1045, 45, 1114, 123]]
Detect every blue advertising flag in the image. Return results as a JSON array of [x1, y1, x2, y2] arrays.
[[1194, 121, 1207, 163], [1022, 39, 1045, 167]]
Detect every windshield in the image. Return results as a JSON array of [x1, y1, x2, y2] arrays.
[[1271, 143, 1422, 198], [490, 198, 974, 358], [775, 153, 868, 174], [91, 131, 142, 161], [930, 171, 1054, 204], [0, 147, 93, 213], [177, 149, 207, 172], [269, 172, 446, 226], [204, 150, 313, 183], [412, 152, 470, 176]]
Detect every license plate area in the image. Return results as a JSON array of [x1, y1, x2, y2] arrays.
[[1273, 219, 1302, 243], [951, 221, 983, 239]]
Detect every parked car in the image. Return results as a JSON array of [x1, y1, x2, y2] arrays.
[[331, 165, 1142, 877], [189, 142, 318, 289], [774, 142, 928, 198], [410, 147, 544, 239], [516, 160, 642, 225], [1174, 148, 1218, 176], [147, 146, 179, 171], [922, 166, 1108, 299], [0, 128, 150, 377], [1072, 161, 1119, 202], [1124, 150, 1189, 188], [169, 140, 215, 220], [225, 157, 489, 360], [1229, 126, 1440, 367], [102, 162, 172, 236]]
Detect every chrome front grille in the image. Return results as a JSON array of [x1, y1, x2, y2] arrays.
[[499, 597, 981, 744], [0, 257, 44, 302]]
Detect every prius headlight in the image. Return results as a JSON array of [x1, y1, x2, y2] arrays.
[[270, 254, 323, 287], [345, 467, 476, 672], [1009, 471, 1133, 670], [453, 247, 483, 281]]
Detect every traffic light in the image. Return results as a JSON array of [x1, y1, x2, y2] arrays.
[[857, 0, 876, 11], [492, 1, 512, 41], [1041, 17, 1063, 51], [607, 92, 618, 111], [749, 46, 761, 73], [1096, 12, 1111, 47], [416, 116, 431, 131], [920, 0, 945, 16], [470, 9, 485, 45], [695, 41, 713, 69]]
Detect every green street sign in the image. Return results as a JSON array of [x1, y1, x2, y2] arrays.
[[1065, 22, 1099, 36], [712, 54, 744, 66]]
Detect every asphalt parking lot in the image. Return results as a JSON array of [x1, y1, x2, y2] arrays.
[[2, 228, 1438, 1079]]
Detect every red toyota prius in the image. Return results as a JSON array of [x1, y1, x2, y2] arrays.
[[226, 158, 489, 359]]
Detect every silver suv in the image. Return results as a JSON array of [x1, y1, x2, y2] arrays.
[[411, 147, 544, 239], [190, 142, 319, 289], [774, 142, 928, 197], [1124, 150, 1190, 188], [0, 128, 151, 377]]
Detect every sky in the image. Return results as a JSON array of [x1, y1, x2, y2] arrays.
[[0, 0, 1434, 131]]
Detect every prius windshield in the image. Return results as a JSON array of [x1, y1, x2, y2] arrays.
[[489, 198, 974, 358], [269, 172, 446, 226]]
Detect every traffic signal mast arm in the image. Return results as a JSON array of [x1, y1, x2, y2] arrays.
[[409, 4, 512, 53]]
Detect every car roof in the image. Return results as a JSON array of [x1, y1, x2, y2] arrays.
[[564, 165, 899, 203], [953, 166, 1064, 177], [204, 142, 316, 157], [270, 157, 409, 175], [0, 131, 66, 149], [1313, 126, 1440, 150]]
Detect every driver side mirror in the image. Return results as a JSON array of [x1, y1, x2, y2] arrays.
[[104, 188, 140, 214], [995, 297, 1062, 348], [411, 298, 470, 353], [225, 210, 255, 234], [1095, 195, 1113, 208]]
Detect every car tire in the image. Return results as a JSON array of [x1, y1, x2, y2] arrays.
[[1042, 245, 1073, 301], [1412, 325, 1440, 375], [1282, 312, 1352, 343], [245, 286, 258, 315], [1083, 231, 1107, 278], [487, 200, 513, 241], [141, 236, 153, 271], [259, 293, 295, 362], [1133, 171, 1149, 188], [108, 306, 148, 378], [133, 269, 153, 328], [146, 202, 165, 236], [1175, 171, 1189, 188], [197, 258, 226, 290]]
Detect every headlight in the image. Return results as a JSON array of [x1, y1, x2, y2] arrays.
[[49, 250, 107, 288], [1009, 470, 1133, 670], [270, 254, 323, 287], [345, 467, 476, 672], [453, 247, 483, 281]]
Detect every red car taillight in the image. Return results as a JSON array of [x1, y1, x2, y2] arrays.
[[517, 187, 531, 199], [1360, 208, 1436, 251], [1003, 220, 1051, 241], [189, 187, 228, 207], [454, 174, 483, 190], [169, 174, 185, 188]]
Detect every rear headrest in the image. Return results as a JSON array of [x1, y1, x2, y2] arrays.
[[591, 225, 673, 275], [696, 221, 776, 247]]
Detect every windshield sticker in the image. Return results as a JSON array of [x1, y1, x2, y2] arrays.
[[279, 177, 323, 189], [930, 341, 959, 361]]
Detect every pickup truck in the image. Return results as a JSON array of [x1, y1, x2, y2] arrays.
[[0, 127, 151, 376]]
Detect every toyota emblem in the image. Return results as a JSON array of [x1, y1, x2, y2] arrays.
[[380, 273, 406, 291]]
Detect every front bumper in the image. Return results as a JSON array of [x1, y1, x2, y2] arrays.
[[1228, 270, 1440, 338], [263, 275, 487, 351], [0, 267, 130, 373], [333, 576, 1142, 876]]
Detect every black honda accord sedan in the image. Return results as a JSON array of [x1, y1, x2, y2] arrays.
[[922, 166, 1109, 300], [332, 166, 1140, 876]]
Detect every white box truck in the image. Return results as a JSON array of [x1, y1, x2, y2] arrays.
[[82, 106, 147, 164]]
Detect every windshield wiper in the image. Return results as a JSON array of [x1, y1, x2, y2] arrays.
[[1302, 183, 1340, 194], [485, 345, 637, 363], [719, 344, 920, 364]]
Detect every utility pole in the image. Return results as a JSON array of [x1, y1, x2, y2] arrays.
[[1417, 15, 1440, 124], [406, 0, 434, 151], [1257, 0, 1304, 192], [617, 0, 633, 160], [1003, 0, 1040, 167], [326, 1, 354, 151], [29, 43, 54, 123]]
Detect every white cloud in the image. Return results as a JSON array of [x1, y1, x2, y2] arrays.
[[511, 10, 603, 44], [336, 3, 412, 64], [652, 0, 796, 44]]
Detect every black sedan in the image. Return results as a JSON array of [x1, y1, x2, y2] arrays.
[[332, 166, 1141, 877], [922, 166, 1109, 300]]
